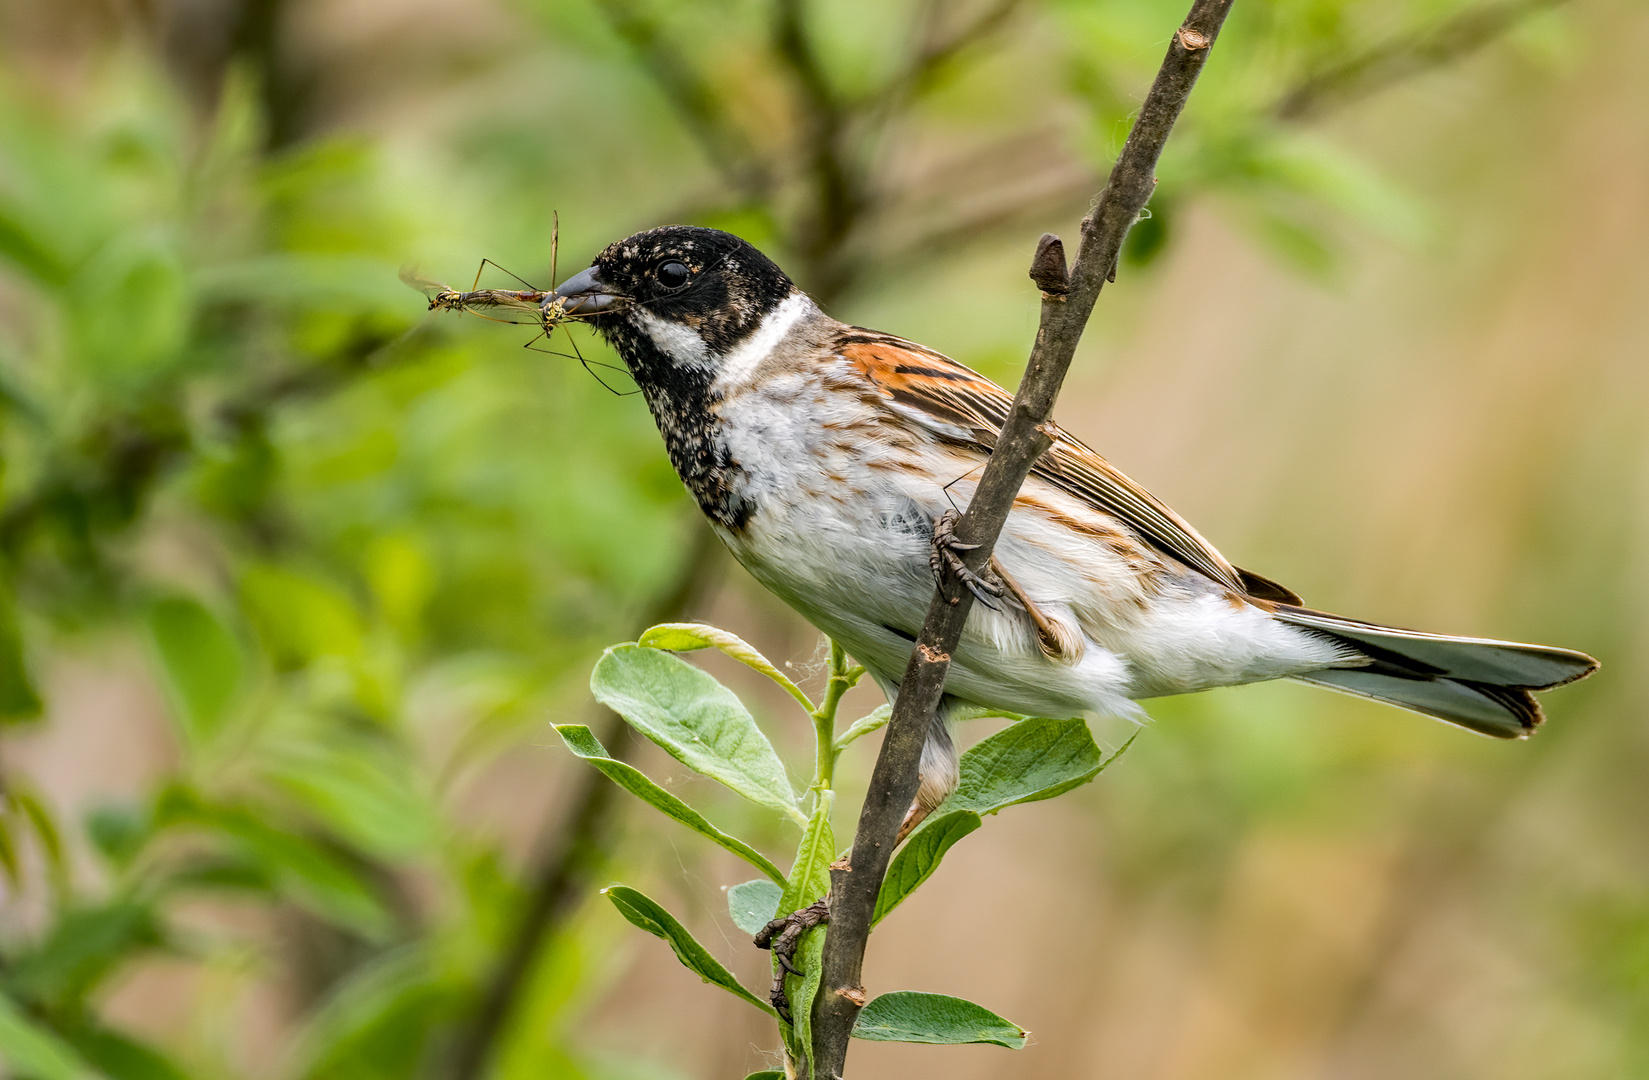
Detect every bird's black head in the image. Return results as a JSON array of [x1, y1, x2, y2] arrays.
[[547, 225, 795, 356], [544, 226, 803, 532]]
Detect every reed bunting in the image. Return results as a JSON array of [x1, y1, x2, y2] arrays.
[[545, 225, 1598, 830]]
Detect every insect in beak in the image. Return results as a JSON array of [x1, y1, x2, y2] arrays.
[[542, 265, 626, 317]]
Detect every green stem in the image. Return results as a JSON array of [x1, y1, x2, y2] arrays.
[[808, 640, 863, 804]]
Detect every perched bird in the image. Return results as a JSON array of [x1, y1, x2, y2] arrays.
[[545, 224, 1598, 831]]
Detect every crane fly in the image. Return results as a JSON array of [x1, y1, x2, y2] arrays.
[[399, 262, 549, 324], [403, 214, 637, 395]]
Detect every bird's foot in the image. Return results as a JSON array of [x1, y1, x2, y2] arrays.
[[928, 510, 1005, 608], [753, 898, 830, 1022]]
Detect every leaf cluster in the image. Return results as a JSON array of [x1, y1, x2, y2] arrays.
[[578, 623, 1127, 1072]]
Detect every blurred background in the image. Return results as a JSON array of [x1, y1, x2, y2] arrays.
[[0, 0, 1644, 1077]]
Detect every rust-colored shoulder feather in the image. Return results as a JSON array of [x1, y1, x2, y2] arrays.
[[836, 329, 1301, 604]]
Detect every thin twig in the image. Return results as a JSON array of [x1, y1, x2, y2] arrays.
[[804, 3, 1235, 1076], [1272, 0, 1570, 121]]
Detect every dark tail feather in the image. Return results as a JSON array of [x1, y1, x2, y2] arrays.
[[1277, 605, 1599, 739]]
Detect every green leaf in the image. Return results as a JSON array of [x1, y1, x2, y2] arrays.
[[872, 810, 981, 926], [363, 533, 435, 637], [73, 232, 190, 383], [0, 995, 94, 1080], [63, 1023, 195, 1080], [0, 812, 18, 888], [281, 943, 454, 1080], [85, 803, 149, 867], [0, 205, 71, 286], [256, 730, 437, 860], [156, 789, 392, 938], [239, 563, 365, 667], [1258, 131, 1428, 248], [726, 879, 784, 936], [12, 788, 67, 898], [788, 922, 827, 1067], [591, 644, 801, 823], [742, 1073, 784, 1080], [639, 623, 814, 712], [603, 885, 775, 1018], [0, 587, 42, 723], [145, 595, 243, 747], [231, 836, 392, 938], [5, 902, 163, 1006], [778, 791, 834, 915], [1248, 208, 1338, 280], [553, 725, 786, 885], [834, 704, 890, 750], [945, 718, 1123, 817], [777, 794, 833, 1066], [852, 991, 1027, 1048]]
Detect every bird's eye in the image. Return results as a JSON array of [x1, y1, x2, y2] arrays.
[[655, 260, 691, 291]]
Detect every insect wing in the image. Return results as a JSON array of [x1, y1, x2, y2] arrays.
[[400, 265, 457, 305]]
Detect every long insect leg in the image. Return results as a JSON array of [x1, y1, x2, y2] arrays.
[[569, 330, 638, 396], [524, 324, 635, 396], [941, 462, 987, 515], [476, 258, 541, 292]]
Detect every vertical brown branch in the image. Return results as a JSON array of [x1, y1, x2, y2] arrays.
[[805, 2, 1235, 1076]]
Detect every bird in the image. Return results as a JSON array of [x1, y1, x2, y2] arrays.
[[544, 224, 1599, 833]]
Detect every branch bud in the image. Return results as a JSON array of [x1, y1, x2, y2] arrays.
[[1029, 234, 1069, 297]]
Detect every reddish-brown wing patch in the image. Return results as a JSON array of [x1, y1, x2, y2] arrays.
[[836, 329, 1294, 601], [838, 332, 1010, 435]]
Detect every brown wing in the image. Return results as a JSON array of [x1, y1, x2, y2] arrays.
[[837, 329, 1301, 604]]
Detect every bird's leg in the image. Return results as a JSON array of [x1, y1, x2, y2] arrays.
[[753, 897, 830, 1022], [928, 509, 1006, 608]]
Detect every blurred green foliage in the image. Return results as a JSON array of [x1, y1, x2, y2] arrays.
[[0, 1, 1621, 1078], [0, 42, 690, 1080]]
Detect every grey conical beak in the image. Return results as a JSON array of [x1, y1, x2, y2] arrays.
[[546, 265, 624, 315]]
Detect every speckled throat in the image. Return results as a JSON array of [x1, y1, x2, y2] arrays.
[[597, 317, 758, 531]]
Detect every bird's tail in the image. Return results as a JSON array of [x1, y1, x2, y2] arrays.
[[1277, 606, 1598, 738]]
